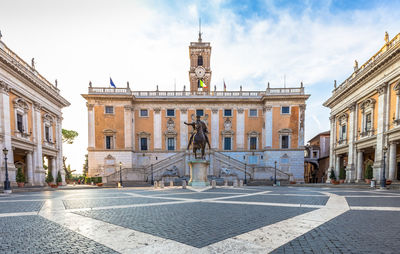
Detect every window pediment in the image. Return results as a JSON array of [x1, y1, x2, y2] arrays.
[[337, 112, 348, 124], [278, 128, 292, 134], [393, 79, 400, 94], [103, 129, 116, 135], [13, 98, 29, 112], [359, 98, 376, 111], [247, 131, 260, 137]]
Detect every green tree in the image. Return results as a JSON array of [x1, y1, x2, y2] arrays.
[[16, 167, 25, 183], [83, 154, 88, 177], [62, 128, 78, 182], [339, 167, 346, 180], [329, 170, 336, 180], [62, 129, 79, 144], [365, 164, 373, 179], [56, 171, 62, 183]]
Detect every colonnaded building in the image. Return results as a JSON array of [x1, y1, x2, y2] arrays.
[[82, 33, 310, 184], [0, 36, 70, 186], [324, 32, 400, 183]]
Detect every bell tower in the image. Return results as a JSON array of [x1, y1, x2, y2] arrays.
[[188, 21, 212, 93]]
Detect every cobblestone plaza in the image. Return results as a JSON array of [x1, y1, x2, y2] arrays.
[[1, 186, 400, 253]]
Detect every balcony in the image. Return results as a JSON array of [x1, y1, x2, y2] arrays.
[[337, 138, 347, 145], [359, 129, 375, 138]]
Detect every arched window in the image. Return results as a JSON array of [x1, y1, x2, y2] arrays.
[[197, 55, 203, 66]]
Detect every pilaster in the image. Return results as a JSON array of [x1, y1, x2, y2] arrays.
[[298, 104, 305, 148], [211, 108, 219, 149], [388, 142, 397, 180], [87, 103, 95, 148], [236, 108, 244, 149], [153, 108, 162, 150], [124, 106, 133, 149], [346, 102, 356, 182], [180, 108, 188, 150], [327, 115, 336, 182], [264, 106, 272, 148]]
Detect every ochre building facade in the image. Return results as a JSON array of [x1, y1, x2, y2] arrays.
[[83, 35, 310, 184], [324, 32, 400, 183], [0, 38, 70, 187]]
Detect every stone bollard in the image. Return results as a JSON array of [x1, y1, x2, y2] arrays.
[[233, 179, 238, 188], [224, 180, 228, 187], [160, 181, 164, 188], [211, 180, 216, 188], [170, 181, 174, 187], [239, 180, 243, 187], [182, 180, 187, 189]]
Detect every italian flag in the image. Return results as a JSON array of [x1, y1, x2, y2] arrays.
[[200, 79, 207, 88]]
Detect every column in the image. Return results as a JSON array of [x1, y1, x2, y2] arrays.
[[0, 81, 16, 181], [180, 108, 188, 150], [264, 106, 272, 148], [124, 106, 133, 149], [87, 103, 95, 148], [51, 157, 56, 183], [211, 108, 219, 149], [298, 105, 305, 147], [26, 151, 33, 185], [236, 108, 244, 150], [374, 83, 388, 183], [327, 115, 336, 182], [388, 142, 397, 180], [335, 155, 341, 180], [346, 103, 356, 182], [33, 102, 44, 185], [56, 117, 65, 185], [153, 108, 162, 150], [356, 150, 364, 182]]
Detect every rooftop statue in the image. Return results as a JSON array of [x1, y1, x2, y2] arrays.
[[184, 115, 211, 159]]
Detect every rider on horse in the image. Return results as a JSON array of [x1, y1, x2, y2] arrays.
[[184, 115, 211, 158]]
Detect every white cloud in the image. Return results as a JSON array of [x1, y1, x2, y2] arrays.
[[0, 0, 399, 172]]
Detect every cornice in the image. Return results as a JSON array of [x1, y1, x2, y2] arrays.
[[0, 47, 70, 108]]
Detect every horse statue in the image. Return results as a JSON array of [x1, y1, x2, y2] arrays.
[[184, 115, 211, 159]]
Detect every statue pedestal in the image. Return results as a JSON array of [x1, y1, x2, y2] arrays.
[[188, 160, 210, 187]]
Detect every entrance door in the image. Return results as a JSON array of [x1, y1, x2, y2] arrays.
[[397, 162, 400, 180]]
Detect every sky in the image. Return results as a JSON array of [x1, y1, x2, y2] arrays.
[[1, 0, 400, 173]]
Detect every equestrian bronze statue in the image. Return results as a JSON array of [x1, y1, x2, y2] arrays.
[[184, 115, 211, 159]]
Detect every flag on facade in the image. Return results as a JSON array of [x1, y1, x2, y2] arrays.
[[200, 79, 207, 88], [110, 77, 116, 88], [223, 79, 226, 91]]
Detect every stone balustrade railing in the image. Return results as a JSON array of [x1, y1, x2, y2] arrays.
[[88, 87, 305, 96]]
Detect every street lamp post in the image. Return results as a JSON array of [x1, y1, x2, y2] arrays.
[[119, 162, 123, 188], [3, 148, 11, 193], [244, 163, 247, 185], [381, 146, 388, 189], [151, 164, 154, 185], [274, 161, 277, 186]]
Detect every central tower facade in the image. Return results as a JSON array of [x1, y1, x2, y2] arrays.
[[188, 33, 212, 92]]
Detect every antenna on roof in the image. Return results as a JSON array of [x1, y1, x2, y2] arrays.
[[198, 18, 202, 42], [284, 74, 286, 88]]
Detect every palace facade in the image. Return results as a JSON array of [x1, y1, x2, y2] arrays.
[[0, 37, 70, 187], [82, 34, 310, 184], [324, 32, 400, 183]]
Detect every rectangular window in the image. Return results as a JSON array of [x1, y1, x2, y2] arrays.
[[249, 109, 257, 117], [224, 109, 232, 117], [341, 125, 346, 139], [45, 126, 50, 142], [281, 135, 289, 149], [365, 113, 372, 131], [140, 138, 148, 151], [196, 109, 204, 116], [250, 137, 257, 150], [281, 106, 290, 114], [105, 136, 112, 149], [313, 152, 318, 158], [105, 106, 114, 114], [224, 137, 232, 150], [166, 109, 175, 117], [140, 109, 148, 117], [167, 138, 175, 151], [197, 55, 203, 66], [17, 113, 23, 132]]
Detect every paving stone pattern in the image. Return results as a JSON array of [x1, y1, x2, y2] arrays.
[[0, 215, 118, 254], [63, 196, 180, 209], [0, 201, 44, 213], [271, 210, 400, 254], [222, 194, 329, 206], [152, 192, 237, 199], [74, 202, 315, 248], [346, 197, 400, 207]]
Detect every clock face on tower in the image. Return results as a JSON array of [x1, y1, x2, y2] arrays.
[[195, 66, 206, 78]]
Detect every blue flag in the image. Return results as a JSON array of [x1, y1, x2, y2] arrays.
[[110, 77, 116, 88]]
